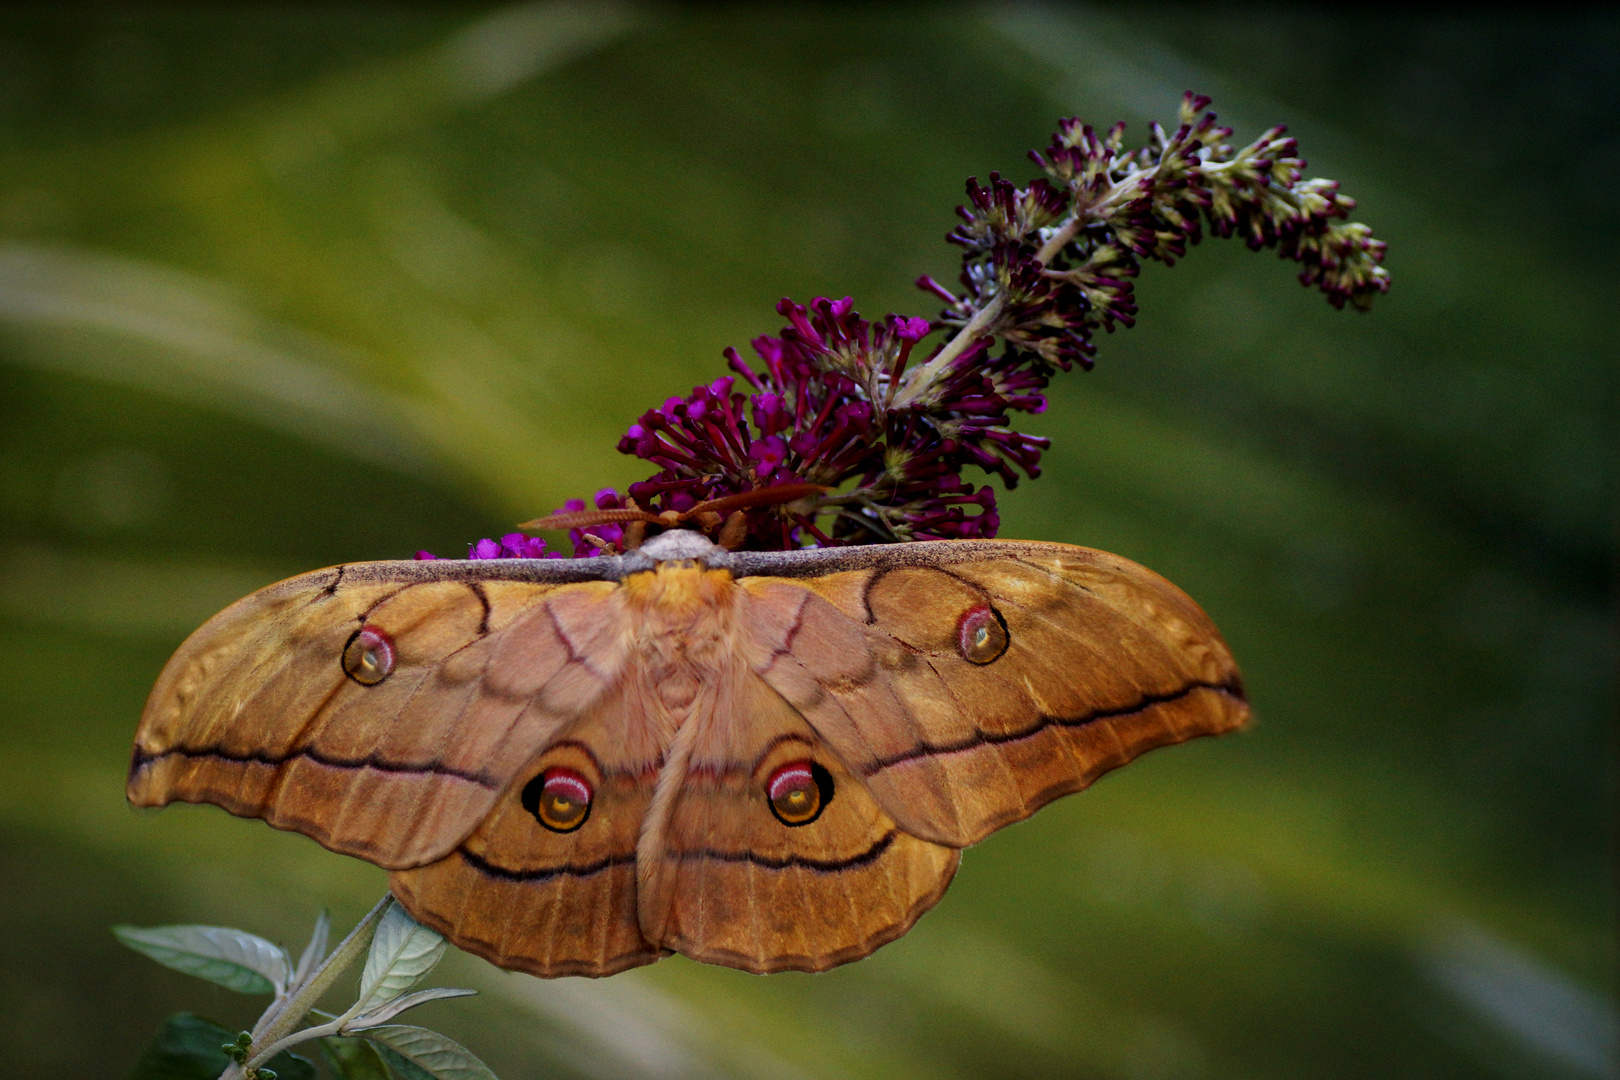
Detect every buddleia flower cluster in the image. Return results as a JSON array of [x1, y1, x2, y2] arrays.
[[430, 92, 1388, 560]]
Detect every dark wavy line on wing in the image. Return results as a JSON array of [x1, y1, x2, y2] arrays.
[[457, 830, 898, 882], [867, 679, 1246, 771], [668, 829, 897, 872], [457, 847, 637, 882], [128, 744, 501, 788]]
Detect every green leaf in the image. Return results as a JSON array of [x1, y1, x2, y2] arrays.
[[361, 1025, 498, 1080], [321, 1036, 393, 1080], [125, 1013, 315, 1080], [124, 1013, 230, 1080], [264, 1051, 317, 1080], [375, 1046, 434, 1080], [355, 904, 447, 1013], [114, 923, 291, 994]]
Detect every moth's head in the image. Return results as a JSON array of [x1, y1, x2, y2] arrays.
[[627, 529, 729, 568]]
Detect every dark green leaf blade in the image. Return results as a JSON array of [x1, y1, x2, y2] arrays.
[[124, 1013, 315, 1080], [260, 1051, 317, 1080], [322, 1036, 393, 1080], [125, 1013, 233, 1080], [375, 1045, 434, 1080]]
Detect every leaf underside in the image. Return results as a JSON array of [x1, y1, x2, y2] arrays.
[[356, 904, 448, 1013], [114, 924, 290, 995]]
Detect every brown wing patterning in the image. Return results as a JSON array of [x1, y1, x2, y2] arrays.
[[398, 557, 960, 977], [129, 537, 1247, 976]]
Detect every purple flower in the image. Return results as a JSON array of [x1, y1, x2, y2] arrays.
[[465, 532, 563, 559], [580, 292, 1035, 550], [523, 92, 1386, 556]]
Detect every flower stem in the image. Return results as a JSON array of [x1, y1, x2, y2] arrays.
[[219, 894, 393, 1080], [1034, 215, 1086, 265], [900, 183, 1120, 411], [894, 295, 1004, 408]]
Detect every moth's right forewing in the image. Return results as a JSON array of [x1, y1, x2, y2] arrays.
[[129, 562, 625, 869]]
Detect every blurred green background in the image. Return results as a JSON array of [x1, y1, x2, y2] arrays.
[[0, 4, 1612, 1078]]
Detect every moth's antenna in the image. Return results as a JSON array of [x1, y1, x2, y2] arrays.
[[685, 483, 828, 518], [518, 507, 659, 532], [519, 483, 829, 537]]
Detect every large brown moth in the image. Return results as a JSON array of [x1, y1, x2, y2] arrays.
[[128, 529, 1248, 977]]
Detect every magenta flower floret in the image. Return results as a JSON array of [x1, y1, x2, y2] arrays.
[[557, 490, 631, 555], [414, 531, 566, 560]]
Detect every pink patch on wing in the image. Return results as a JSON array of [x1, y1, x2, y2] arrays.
[[768, 761, 815, 803], [541, 768, 592, 806]]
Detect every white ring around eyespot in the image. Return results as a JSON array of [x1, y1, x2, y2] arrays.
[[543, 772, 592, 806]]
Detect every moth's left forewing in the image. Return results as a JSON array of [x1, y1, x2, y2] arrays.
[[740, 541, 1249, 850], [944, 549, 1249, 792]]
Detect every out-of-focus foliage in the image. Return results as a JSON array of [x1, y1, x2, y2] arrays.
[[126, 1013, 316, 1080], [0, 5, 1611, 1080]]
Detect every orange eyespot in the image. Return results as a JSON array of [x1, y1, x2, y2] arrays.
[[956, 605, 1008, 664], [524, 767, 593, 832], [767, 760, 832, 827], [342, 625, 395, 685]]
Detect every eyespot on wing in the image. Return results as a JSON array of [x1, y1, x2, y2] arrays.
[[341, 625, 396, 685], [766, 759, 832, 826], [956, 604, 1009, 664], [524, 767, 594, 832]]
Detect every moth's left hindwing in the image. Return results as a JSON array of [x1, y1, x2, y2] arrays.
[[633, 667, 960, 974]]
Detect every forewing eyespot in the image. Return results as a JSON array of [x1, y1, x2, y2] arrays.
[[956, 604, 1009, 664], [341, 625, 396, 685], [767, 760, 833, 827], [523, 767, 593, 833]]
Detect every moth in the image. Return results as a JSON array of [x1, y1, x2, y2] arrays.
[[128, 529, 1248, 977]]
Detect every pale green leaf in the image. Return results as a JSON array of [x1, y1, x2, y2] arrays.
[[114, 924, 290, 995], [375, 1046, 434, 1080], [355, 904, 447, 1013], [349, 987, 478, 1029], [293, 909, 332, 989], [362, 1025, 498, 1080]]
